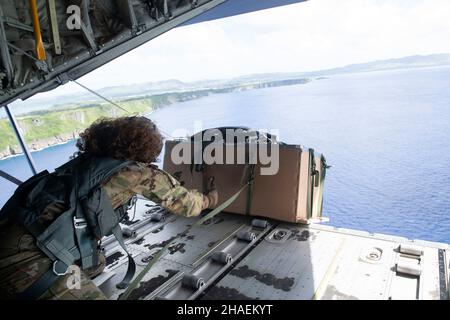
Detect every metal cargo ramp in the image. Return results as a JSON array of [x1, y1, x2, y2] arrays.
[[96, 198, 449, 300]]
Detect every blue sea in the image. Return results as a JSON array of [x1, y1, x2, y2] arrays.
[[1, 66, 449, 243]]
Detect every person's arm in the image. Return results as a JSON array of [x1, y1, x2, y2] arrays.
[[104, 163, 214, 217]]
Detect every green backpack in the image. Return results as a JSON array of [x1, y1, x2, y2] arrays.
[[0, 152, 136, 299]]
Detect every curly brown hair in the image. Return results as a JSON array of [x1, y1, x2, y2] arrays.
[[76, 116, 164, 163]]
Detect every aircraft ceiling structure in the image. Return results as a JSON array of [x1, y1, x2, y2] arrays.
[[0, 0, 306, 109]]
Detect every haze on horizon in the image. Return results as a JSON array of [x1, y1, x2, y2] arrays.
[[9, 0, 450, 104]]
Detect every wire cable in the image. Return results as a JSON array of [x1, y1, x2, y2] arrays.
[[71, 78, 131, 114], [70, 77, 175, 138]]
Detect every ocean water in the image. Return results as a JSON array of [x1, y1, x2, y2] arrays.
[[1, 66, 449, 243]]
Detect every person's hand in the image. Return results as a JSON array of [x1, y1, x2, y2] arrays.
[[205, 189, 218, 209], [202, 177, 218, 209]]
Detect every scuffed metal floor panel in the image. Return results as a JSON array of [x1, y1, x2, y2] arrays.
[[201, 223, 449, 300], [201, 225, 344, 300], [96, 199, 449, 300]]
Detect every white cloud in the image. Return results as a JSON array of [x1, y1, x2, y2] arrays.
[[35, 0, 450, 98]]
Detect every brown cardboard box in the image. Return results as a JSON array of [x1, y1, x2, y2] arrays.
[[163, 139, 327, 223]]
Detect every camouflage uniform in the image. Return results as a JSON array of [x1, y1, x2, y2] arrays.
[[105, 163, 206, 217], [0, 163, 206, 300]]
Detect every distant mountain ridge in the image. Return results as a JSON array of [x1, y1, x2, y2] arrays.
[[10, 53, 450, 115], [306, 53, 450, 76]]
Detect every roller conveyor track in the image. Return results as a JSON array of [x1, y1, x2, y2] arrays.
[[95, 198, 272, 300], [96, 198, 449, 300]]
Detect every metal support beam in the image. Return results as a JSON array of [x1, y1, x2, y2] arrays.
[[47, 0, 61, 55], [4, 16, 34, 33], [79, 21, 98, 52], [0, 170, 22, 185], [0, 5, 14, 86], [0, 0, 228, 106], [80, 0, 98, 52], [4, 105, 37, 175], [116, 0, 139, 32]]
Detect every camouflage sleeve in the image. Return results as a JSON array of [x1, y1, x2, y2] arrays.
[[104, 163, 205, 217]]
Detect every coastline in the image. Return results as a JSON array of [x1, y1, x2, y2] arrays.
[[0, 78, 311, 160], [0, 138, 77, 161]]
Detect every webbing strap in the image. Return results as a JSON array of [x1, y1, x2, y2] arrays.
[[17, 261, 68, 300], [118, 236, 173, 300], [193, 184, 248, 227], [17, 268, 58, 300], [74, 215, 96, 269], [119, 183, 248, 300], [77, 236, 95, 268], [112, 225, 137, 290], [315, 155, 327, 216], [307, 148, 315, 219]]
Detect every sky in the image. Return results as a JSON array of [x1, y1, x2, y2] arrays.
[[13, 0, 450, 101]]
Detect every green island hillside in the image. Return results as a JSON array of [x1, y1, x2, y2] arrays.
[[0, 78, 310, 159], [0, 98, 153, 158]]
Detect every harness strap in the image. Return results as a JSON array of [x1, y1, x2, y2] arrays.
[[17, 260, 68, 300], [73, 174, 96, 270], [18, 214, 136, 299], [112, 225, 136, 290], [35, 210, 79, 267], [74, 214, 97, 269]]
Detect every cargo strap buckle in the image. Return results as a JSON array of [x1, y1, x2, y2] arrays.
[[73, 217, 87, 229]]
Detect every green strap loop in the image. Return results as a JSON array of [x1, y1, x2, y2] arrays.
[[118, 236, 172, 300], [193, 183, 248, 227], [112, 225, 136, 290]]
